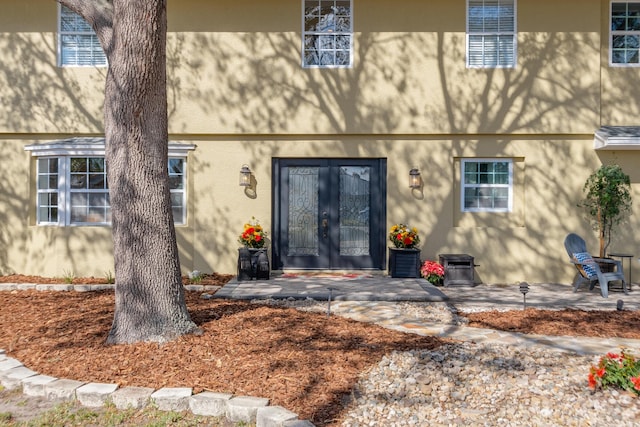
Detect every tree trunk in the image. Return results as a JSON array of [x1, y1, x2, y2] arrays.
[[597, 207, 606, 258], [103, 1, 198, 344]]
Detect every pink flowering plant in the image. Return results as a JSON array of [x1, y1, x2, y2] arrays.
[[588, 350, 640, 395], [420, 260, 445, 285], [389, 224, 420, 249]]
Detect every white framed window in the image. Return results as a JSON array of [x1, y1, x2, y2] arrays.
[[36, 158, 60, 224], [68, 157, 110, 224], [461, 159, 513, 212], [302, 0, 353, 68], [610, 2, 640, 66], [467, 0, 517, 68], [168, 158, 186, 224], [58, 5, 107, 67], [26, 138, 194, 226]]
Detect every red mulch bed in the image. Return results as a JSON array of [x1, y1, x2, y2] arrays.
[[0, 289, 445, 426], [1, 274, 639, 425], [461, 308, 640, 340], [0, 273, 231, 287]]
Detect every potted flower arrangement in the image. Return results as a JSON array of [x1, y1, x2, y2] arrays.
[[421, 260, 445, 285], [389, 223, 420, 249], [388, 223, 421, 278], [237, 218, 270, 281], [238, 217, 267, 248]]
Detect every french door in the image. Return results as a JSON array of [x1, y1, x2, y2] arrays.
[[273, 158, 386, 270]]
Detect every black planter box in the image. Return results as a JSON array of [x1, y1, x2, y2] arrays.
[[389, 248, 421, 278], [237, 248, 270, 281]]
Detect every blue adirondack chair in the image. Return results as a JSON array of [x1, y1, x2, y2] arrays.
[[563, 233, 628, 298]]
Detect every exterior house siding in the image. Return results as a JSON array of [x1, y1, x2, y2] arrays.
[[1, 0, 639, 285]]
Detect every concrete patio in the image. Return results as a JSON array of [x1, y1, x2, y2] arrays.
[[214, 275, 639, 312]]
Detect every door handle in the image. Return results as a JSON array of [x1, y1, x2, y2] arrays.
[[322, 212, 328, 238]]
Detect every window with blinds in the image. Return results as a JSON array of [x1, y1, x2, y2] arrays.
[[58, 5, 107, 67], [467, 0, 517, 68]]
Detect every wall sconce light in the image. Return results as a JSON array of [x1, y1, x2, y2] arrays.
[[239, 165, 252, 187], [409, 168, 421, 189]]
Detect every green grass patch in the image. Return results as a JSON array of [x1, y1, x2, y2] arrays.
[[0, 399, 251, 426]]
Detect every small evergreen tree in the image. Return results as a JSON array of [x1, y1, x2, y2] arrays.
[[579, 164, 632, 258]]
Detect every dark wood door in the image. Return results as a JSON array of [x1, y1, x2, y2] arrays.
[[273, 158, 386, 270]]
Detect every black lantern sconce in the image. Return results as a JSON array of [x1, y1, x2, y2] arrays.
[[409, 168, 421, 189], [239, 165, 252, 187]]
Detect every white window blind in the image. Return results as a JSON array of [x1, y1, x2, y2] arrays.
[[59, 5, 107, 67], [467, 0, 516, 68]]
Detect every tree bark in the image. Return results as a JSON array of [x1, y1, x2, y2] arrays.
[[598, 207, 605, 258], [60, 0, 199, 344]]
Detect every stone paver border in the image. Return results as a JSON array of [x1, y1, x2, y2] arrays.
[[0, 350, 306, 426]]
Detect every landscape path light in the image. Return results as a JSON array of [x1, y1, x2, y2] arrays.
[[519, 281, 530, 310]]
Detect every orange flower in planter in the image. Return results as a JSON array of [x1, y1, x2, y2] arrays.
[[238, 217, 268, 248], [389, 223, 420, 249]]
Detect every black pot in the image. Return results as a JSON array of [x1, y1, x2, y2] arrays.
[[388, 248, 421, 278]]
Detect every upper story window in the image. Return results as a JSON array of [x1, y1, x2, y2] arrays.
[[467, 0, 517, 68], [58, 5, 107, 67], [302, 0, 353, 68], [611, 2, 640, 66], [26, 138, 194, 226], [461, 159, 513, 212]]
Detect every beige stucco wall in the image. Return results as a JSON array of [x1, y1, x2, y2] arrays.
[[4, 135, 640, 284], [0, 0, 604, 135], [1, 1, 639, 285], [164, 0, 602, 135], [186, 136, 640, 284]]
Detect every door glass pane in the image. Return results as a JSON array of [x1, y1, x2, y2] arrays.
[[288, 167, 319, 256], [339, 166, 370, 256]]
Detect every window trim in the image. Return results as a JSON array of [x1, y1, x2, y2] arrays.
[[57, 4, 107, 67], [26, 138, 195, 226], [301, 0, 354, 69], [68, 156, 110, 226], [466, 0, 518, 69], [609, 1, 640, 67], [36, 158, 61, 225], [461, 158, 514, 213]]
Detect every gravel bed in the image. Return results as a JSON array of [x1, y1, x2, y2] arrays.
[[340, 343, 640, 427], [253, 299, 640, 426]]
